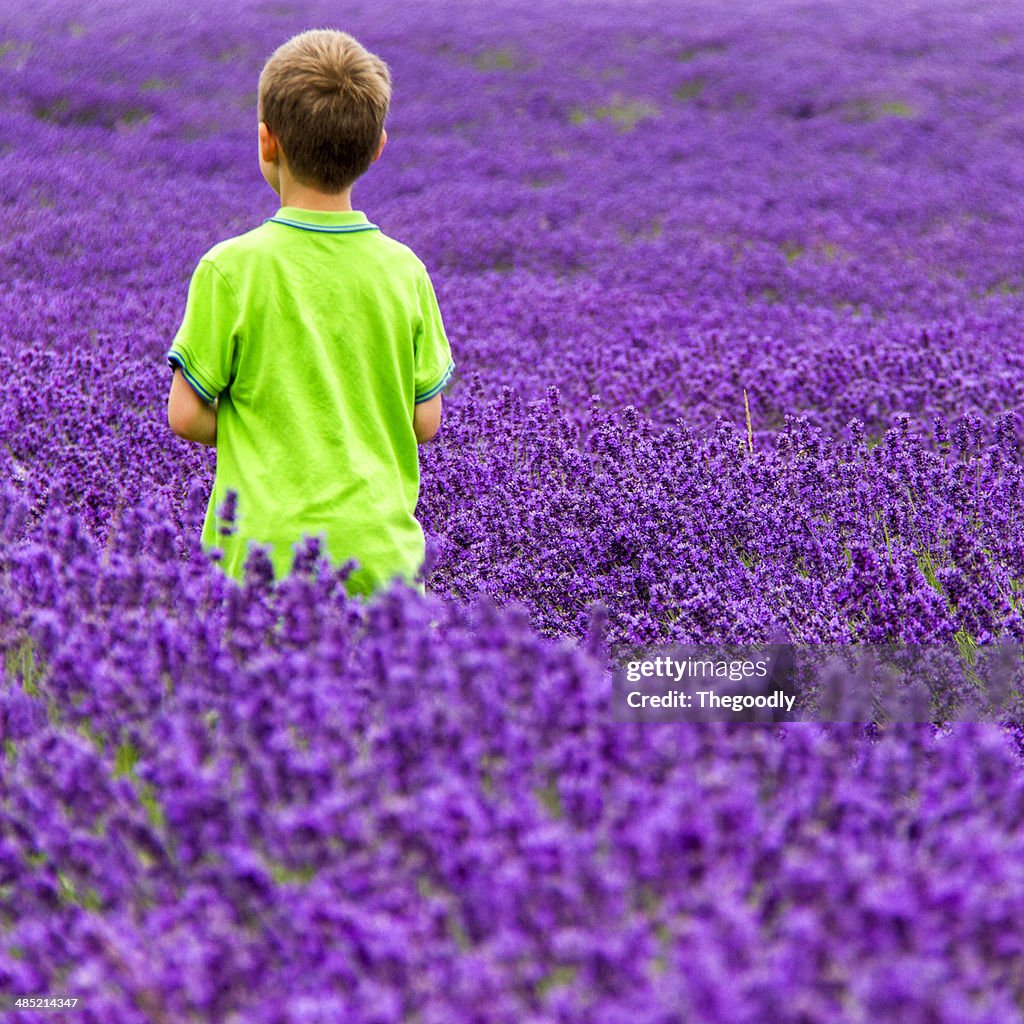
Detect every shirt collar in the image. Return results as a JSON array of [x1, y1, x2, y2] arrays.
[[266, 206, 378, 233]]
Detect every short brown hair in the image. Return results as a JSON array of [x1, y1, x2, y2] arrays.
[[258, 29, 391, 192]]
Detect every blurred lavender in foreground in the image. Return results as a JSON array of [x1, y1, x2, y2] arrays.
[[2, 492, 1024, 1021]]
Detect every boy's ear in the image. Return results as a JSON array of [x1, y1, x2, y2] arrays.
[[258, 121, 279, 163], [371, 129, 387, 164]]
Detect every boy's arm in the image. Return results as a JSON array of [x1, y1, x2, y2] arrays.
[[412, 266, 454, 442], [168, 368, 217, 447], [165, 254, 238, 448], [413, 394, 442, 443]]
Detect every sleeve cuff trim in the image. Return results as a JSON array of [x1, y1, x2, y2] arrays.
[[415, 360, 455, 403], [167, 351, 217, 403]]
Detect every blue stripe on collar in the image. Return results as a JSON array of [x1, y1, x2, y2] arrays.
[[265, 216, 379, 234]]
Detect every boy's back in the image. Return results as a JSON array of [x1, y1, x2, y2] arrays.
[[168, 206, 453, 593]]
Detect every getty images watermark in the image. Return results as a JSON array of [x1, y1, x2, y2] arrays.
[[610, 643, 1024, 723]]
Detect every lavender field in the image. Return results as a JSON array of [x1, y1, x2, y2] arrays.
[[3, 0, 1024, 1020]]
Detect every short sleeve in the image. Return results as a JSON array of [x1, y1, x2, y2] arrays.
[[165, 257, 239, 402], [413, 268, 455, 404]]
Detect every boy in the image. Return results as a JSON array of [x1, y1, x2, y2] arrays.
[[166, 29, 454, 598]]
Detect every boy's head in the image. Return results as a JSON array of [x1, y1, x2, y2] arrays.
[[258, 29, 391, 193]]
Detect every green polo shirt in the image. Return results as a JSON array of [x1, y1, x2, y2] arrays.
[[166, 206, 455, 596]]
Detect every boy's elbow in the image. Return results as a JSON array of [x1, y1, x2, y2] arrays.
[[413, 395, 442, 443], [168, 400, 211, 445], [167, 368, 216, 444], [415, 421, 440, 443], [168, 401, 200, 440], [167, 406, 189, 438]]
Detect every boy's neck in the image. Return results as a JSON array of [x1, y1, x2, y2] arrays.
[[278, 173, 354, 212]]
